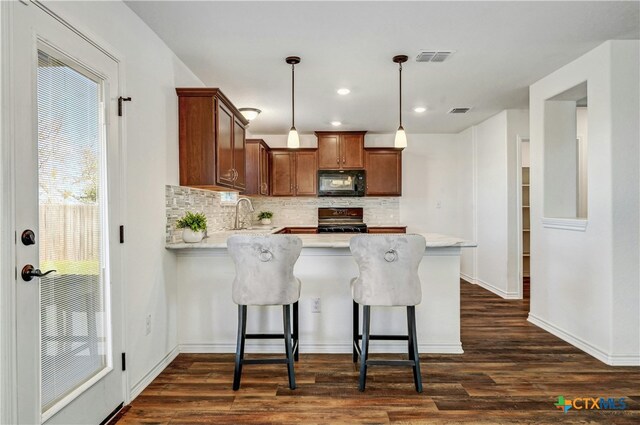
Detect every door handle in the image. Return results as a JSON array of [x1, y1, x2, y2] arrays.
[[21, 264, 56, 282], [343, 157, 345, 164]]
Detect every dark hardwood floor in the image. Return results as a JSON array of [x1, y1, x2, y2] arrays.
[[113, 281, 639, 424]]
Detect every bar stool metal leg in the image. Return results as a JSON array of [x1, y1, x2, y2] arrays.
[[407, 306, 422, 393], [293, 301, 299, 361], [233, 305, 247, 391], [283, 304, 296, 390], [358, 305, 371, 391], [352, 300, 359, 363]]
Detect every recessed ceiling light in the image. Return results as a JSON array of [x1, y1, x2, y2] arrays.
[[414, 107, 427, 113], [331, 121, 342, 126], [337, 88, 350, 95]]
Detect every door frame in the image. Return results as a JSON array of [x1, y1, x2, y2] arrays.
[[0, 1, 130, 422], [515, 135, 529, 300]]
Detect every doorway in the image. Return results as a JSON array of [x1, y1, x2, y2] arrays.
[[5, 1, 124, 423], [520, 138, 531, 299]]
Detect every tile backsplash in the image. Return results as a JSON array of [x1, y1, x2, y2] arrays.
[[249, 197, 400, 226], [165, 185, 248, 243], [166, 185, 400, 242]]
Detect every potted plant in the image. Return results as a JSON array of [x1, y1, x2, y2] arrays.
[[176, 211, 207, 243], [257, 211, 273, 225]]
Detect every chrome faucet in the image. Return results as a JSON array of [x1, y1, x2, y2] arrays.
[[233, 197, 254, 230]]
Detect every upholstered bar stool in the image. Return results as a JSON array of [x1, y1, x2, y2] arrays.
[[227, 234, 303, 391], [350, 234, 426, 392]]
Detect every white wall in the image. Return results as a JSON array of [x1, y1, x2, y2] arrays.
[[506, 110, 531, 297], [43, 1, 205, 397], [467, 110, 529, 299], [528, 40, 639, 366]]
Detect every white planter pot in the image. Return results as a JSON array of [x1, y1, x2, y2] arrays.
[[182, 229, 204, 243], [260, 218, 272, 225]]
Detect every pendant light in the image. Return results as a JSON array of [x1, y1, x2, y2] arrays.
[[286, 56, 301, 148], [393, 55, 408, 148]]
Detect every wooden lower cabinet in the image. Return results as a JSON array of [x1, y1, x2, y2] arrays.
[[270, 149, 318, 197], [365, 148, 403, 196], [276, 227, 318, 234], [367, 226, 407, 234]]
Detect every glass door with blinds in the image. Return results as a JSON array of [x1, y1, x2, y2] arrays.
[[12, 2, 124, 424], [37, 48, 111, 417]]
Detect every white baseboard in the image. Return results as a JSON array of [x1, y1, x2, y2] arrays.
[[460, 273, 475, 284], [528, 313, 640, 366], [462, 276, 520, 299], [129, 345, 179, 401], [179, 342, 463, 355]]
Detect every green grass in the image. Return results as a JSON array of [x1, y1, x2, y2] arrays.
[[40, 260, 100, 276]]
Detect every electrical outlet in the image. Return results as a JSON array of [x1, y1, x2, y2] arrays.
[[312, 298, 321, 314], [146, 314, 151, 335], [436, 201, 442, 209]]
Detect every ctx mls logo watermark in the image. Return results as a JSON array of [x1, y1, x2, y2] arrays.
[[554, 396, 627, 413]]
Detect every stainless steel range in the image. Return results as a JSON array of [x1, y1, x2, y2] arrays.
[[317, 207, 368, 233]]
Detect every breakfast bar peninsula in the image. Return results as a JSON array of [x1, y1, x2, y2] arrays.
[[167, 232, 475, 354]]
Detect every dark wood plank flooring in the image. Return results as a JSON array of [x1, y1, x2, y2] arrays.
[[113, 281, 639, 424]]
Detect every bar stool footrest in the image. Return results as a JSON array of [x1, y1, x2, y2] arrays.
[[366, 359, 416, 367], [355, 334, 409, 341], [242, 358, 290, 365]]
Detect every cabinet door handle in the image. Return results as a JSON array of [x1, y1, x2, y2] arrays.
[[343, 157, 346, 164], [336, 157, 339, 164]]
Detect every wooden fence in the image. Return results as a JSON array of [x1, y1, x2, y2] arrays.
[[39, 204, 100, 262]]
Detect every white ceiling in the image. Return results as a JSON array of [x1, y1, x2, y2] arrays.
[[125, 1, 639, 135]]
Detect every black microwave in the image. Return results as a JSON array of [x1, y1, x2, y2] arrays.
[[318, 170, 366, 197]]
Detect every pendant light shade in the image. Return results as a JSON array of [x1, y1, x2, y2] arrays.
[[286, 56, 301, 149], [394, 126, 407, 148], [287, 126, 300, 149], [393, 55, 409, 148]]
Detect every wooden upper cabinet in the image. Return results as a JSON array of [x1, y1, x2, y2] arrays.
[[178, 96, 215, 186], [233, 118, 246, 190], [365, 148, 403, 196], [271, 149, 318, 197], [341, 134, 365, 169], [294, 151, 318, 196], [244, 139, 270, 196], [259, 143, 270, 195], [316, 131, 365, 170], [176, 88, 248, 190], [271, 150, 295, 196], [216, 102, 234, 186], [317, 134, 340, 169]]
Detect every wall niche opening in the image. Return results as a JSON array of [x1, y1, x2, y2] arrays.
[[543, 81, 588, 219]]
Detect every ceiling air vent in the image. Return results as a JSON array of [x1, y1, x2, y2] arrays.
[[416, 50, 453, 63], [448, 107, 471, 114]]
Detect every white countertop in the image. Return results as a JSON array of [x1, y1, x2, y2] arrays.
[[166, 229, 476, 249]]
